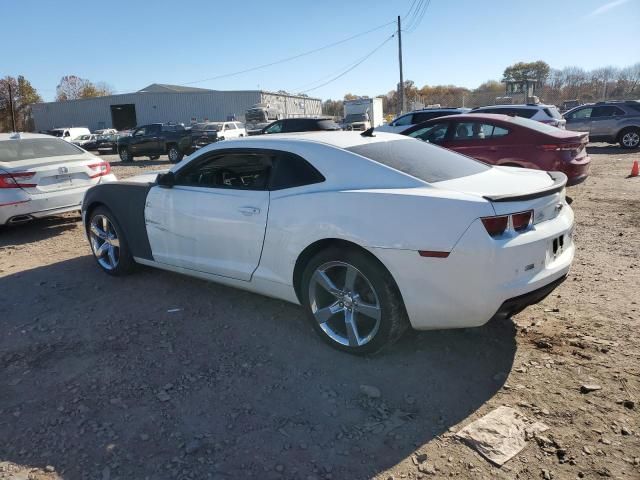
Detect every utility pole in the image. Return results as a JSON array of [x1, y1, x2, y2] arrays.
[[7, 81, 17, 132], [397, 15, 404, 116]]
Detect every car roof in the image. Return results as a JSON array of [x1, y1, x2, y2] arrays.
[[223, 131, 408, 149], [473, 104, 554, 109], [412, 113, 518, 124], [0, 132, 56, 141]]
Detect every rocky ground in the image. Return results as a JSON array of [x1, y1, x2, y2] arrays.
[[0, 146, 638, 480]]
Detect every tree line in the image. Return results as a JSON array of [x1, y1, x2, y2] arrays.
[[0, 75, 113, 132], [322, 60, 640, 117]]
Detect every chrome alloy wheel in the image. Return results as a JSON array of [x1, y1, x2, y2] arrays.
[[89, 214, 120, 270], [622, 131, 640, 148], [308, 261, 382, 347]]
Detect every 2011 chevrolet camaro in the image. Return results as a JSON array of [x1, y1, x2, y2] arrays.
[[82, 131, 575, 354]]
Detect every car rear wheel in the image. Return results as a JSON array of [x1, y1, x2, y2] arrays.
[[119, 147, 132, 162], [167, 145, 184, 163], [301, 247, 408, 355], [88, 206, 135, 276], [619, 128, 640, 149]]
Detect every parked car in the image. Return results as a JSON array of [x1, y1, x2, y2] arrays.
[[94, 128, 118, 136], [563, 100, 640, 149], [401, 114, 590, 185], [0, 133, 116, 226], [96, 134, 120, 155], [191, 121, 247, 149], [82, 131, 574, 354], [469, 104, 566, 128], [72, 134, 99, 150], [261, 117, 341, 134], [560, 100, 580, 113], [47, 127, 92, 142], [376, 108, 470, 134], [117, 123, 192, 162]]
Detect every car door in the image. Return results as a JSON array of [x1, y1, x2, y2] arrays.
[[441, 121, 509, 165], [589, 105, 624, 140], [129, 126, 151, 155], [564, 107, 593, 134], [144, 149, 272, 281]]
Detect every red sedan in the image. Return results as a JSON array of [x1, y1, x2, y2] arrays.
[[401, 113, 590, 185]]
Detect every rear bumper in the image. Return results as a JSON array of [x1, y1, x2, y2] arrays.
[[490, 274, 567, 321], [371, 204, 574, 330], [0, 174, 117, 225], [563, 156, 590, 186]]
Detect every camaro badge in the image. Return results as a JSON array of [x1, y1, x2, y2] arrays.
[[58, 166, 69, 174]]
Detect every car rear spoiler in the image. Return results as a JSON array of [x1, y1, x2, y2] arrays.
[[483, 171, 567, 202]]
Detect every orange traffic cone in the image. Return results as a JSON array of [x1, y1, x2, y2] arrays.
[[631, 160, 639, 178]]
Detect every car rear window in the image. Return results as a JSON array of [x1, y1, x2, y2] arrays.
[[543, 107, 563, 119], [507, 116, 562, 134], [0, 138, 84, 162], [346, 139, 490, 183], [317, 120, 341, 130]]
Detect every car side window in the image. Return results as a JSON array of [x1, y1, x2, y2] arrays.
[[393, 114, 413, 126], [227, 123, 237, 130], [592, 106, 626, 118], [264, 121, 283, 134], [134, 127, 146, 136], [451, 122, 508, 140], [175, 152, 272, 190], [269, 152, 325, 190], [567, 107, 593, 120], [407, 122, 450, 144]]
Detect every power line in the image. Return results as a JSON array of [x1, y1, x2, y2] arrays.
[[405, 0, 430, 33], [180, 20, 395, 86], [296, 34, 396, 94], [403, 0, 424, 31]]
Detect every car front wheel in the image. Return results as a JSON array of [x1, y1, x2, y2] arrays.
[[301, 247, 408, 355], [119, 147, 132, 162], [619, 128, 640, 149], [167, 145, 184, 163], [88, 206, 135, 276]]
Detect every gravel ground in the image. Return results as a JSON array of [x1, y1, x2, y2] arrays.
[[0, 147, 638, 480]]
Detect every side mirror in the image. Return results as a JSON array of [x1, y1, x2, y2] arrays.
[[157, 171, 175, 188]]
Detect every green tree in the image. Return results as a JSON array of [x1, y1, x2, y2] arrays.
[[502, 60, 551, 86], [0, 75, 43, 132]]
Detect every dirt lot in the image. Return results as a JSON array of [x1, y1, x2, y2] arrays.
[[1, 147, 638, 480]]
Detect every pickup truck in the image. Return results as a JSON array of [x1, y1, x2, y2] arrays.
[[191, 121, 246, 149], [117, 123, 192, 162]]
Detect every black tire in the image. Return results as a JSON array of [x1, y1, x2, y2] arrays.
[[167, 145, 184, 163], [87, 206, 136, 276], [149, 155, 160, 160], [300, 246, 409, 355], [618, 127, 640, 149], [119, 147, 132, 162]]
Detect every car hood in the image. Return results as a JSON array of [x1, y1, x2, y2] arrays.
[[121, 170, 168, 184]]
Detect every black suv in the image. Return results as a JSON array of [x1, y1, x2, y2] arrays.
[[117, 123, 192, 162], [564, 100, 640, 149], [261, 118, 341, 134]]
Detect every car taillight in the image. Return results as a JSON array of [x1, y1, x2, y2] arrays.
[[0, 171, 36, 188], [88, 162, 111, 178], [481, 210, 533, 237], [481, 215, 509, 237], [511, 210, 533, 232], [539, 143, 581, 152]]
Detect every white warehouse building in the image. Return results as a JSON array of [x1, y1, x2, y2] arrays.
[[31, 84, 322, 132]]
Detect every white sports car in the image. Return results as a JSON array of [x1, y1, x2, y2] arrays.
[[82, 131, 574, 354], [0, 133, 116, 226]]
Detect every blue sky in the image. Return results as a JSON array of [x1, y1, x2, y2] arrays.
[[4, 0, 639, 101]]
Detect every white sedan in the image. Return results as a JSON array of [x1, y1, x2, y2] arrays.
[[0, 133, 116, 226], [82, 131, 574, 354]]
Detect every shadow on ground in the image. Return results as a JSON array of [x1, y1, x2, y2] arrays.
[[0, 257, 516, 479], [0, 215, 81, 248], [586, 145, 638, 155]]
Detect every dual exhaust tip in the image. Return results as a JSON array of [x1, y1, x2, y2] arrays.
[[8, 214, 34, 224]]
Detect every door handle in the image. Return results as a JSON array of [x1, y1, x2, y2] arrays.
[[238, 206, 260, 216]]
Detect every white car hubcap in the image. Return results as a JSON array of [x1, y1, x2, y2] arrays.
[[90, 215, 120, 270]]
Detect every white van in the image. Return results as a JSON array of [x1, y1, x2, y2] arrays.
[[48, 127, 91, 142]]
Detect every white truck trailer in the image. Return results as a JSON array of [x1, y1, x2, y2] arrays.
[[343, 97, 384, 131]]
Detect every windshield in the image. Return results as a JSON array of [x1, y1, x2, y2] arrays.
[[345, 113, 368, 123], [203, 123, 222, 131], [0, 138, 84, 162], [77, 135, 91, 140], [346, 139, 490, 183], [246, 109, 267, 123]]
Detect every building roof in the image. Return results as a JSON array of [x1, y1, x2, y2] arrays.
[[137, 83, 214, 93]]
